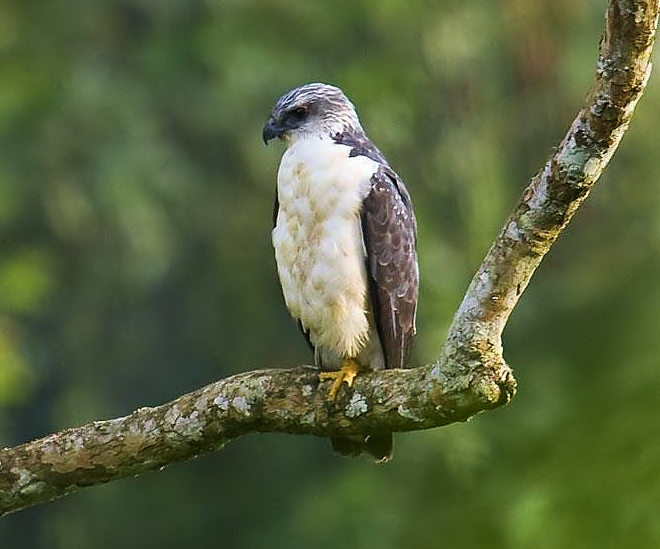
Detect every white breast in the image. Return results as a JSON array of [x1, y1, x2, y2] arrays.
[[272, 135, 378, 358]]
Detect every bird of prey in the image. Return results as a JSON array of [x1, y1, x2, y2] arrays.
[[263, 83, 418, 462]]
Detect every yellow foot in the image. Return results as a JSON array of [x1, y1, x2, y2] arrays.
[[319, 358, 360, 401]]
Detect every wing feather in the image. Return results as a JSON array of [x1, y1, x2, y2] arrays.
[[361, 165, 419, 369]]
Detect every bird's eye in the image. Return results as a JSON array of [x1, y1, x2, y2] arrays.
[[289, 106, 308, 120]]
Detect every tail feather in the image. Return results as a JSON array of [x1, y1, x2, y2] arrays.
[[330, 433, 393, 463]]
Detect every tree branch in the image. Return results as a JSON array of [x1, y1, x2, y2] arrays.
[[0, 0, 657, 518]]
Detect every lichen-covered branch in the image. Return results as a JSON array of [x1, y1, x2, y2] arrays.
[[0, 362, 508, 517], [0, 0, 657, 518], [440, 0, 658, 373]]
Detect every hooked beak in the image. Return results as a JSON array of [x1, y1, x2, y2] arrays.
[[262, 117, 282, 145]]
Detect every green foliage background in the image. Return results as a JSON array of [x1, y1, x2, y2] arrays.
[[1, 1, 659, 547]]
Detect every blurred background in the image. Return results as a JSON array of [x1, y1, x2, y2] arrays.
[[1, 0, 659, 547]]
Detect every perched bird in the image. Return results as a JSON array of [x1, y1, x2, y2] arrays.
[[263, 83, 418, 461]]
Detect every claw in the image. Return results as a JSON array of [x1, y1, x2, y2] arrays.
[[318, 358, 360, 401]]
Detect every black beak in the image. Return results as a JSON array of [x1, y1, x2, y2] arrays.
[[262, 117, 281, 145]]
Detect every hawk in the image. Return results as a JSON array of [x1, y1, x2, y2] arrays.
[[263, 83, 418, 462]]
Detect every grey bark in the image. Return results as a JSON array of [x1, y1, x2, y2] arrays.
[[1, 0, 657, 518]]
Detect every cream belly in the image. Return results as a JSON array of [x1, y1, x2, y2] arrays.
[[272, 136, 379, 360]]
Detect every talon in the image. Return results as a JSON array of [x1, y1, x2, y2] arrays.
[[319, 358, 360, 401]]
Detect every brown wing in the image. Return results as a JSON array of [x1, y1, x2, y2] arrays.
[[361, 165, 419, 369]]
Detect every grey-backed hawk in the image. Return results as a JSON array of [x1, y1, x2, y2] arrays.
[[263, 83, 419, 462]]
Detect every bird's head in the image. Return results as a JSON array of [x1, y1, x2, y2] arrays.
[[263, 83, 362, 145]]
